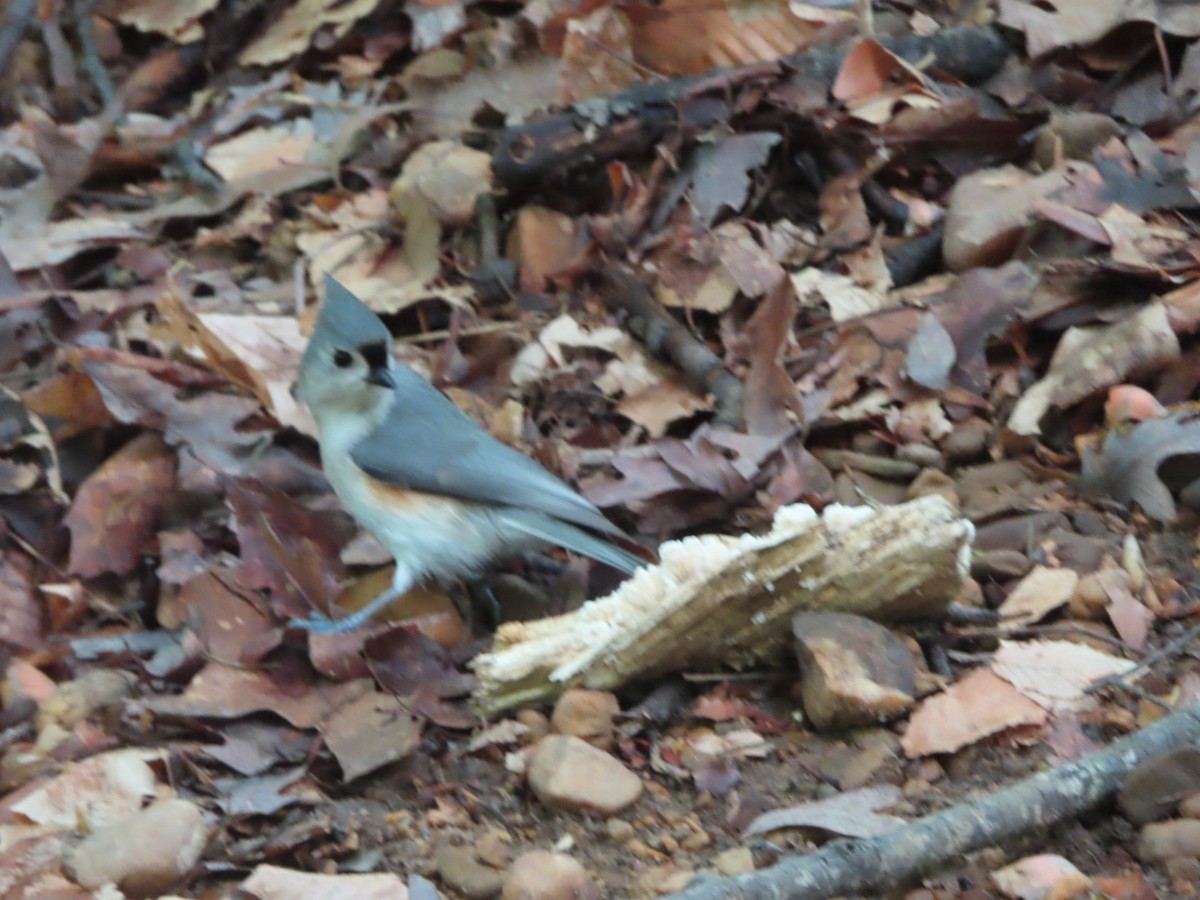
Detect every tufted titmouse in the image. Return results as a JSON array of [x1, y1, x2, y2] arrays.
[[291, 275, 644, 633]]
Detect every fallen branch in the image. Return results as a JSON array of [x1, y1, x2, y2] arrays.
[[671, 703, 1200, 900], [492, 25, 1011, 193], [0, 0, 36, 83], [471, 495, 972, 718], [597, 267, 744, 428]]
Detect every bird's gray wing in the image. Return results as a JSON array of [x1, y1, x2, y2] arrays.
[[351, 366, 624, 537]]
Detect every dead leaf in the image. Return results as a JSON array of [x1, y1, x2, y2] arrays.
[[64, 433, 176, 578], [319, 691, 423, 781], [1080, 409, 1200, 521], [991, 639, 1137, 713], [906, 312, 956, 391], [1009, 302, 1180, 436], [112, 0, 220, 43], [226, 479, 345, 617], [689, 133, 780, 227], [389, 140, 493, 226], [743, 785, 905, 838], [1102, 570, 1155, 652], [144, 662, 371, 728], [558, 7, 637, 104], [901, 668, 1048, 757], [0, 550, 41, 650], [239, 0, 384, 67], [10, 748, 168, 829], [997, 565, 1079, 629]]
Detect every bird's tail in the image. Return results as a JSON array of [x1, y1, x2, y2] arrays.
[[501, 510, 646, 574]]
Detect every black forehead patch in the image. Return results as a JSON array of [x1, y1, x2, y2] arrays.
[[359, 341, 389, 370]]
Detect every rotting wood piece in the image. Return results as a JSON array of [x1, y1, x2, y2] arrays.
[[491, 25, 1012, 194], [471, 495, 973, 718]]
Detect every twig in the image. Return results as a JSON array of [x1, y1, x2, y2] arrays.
[[671, 704, 1200, 900], [0, 0, 36, 82], [1085, 619, 1200, 695], [596, 267, 744, 428], [75, 0, 119, 115]]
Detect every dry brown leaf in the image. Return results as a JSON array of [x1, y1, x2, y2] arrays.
[[0, 550, 41, 651], [626, 0, 821, 76], [110, 0, 220, 42], [239, 0, 383, 67], [1080, 409, 1200, 521], [558, 6, 638, 103], [1009, 302, 1180, 436], [389, 140, 493, 226], [997, 565, 1079, 630], [998, 0, 1200, 59], [203, 121, 317, 183], [991, 639, 1136, 713], [9, 748, 169, 829], [64, 433, 176, 579], [319, 691, 423, 781], [900, 668, 1048, 758], [616, 379, 710, 438], [743, 785, 904, 839]]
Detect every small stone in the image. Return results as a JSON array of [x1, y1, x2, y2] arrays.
[[528, 735, 643, 815], [606, 819, 635, 842], [895, 443, 944, 470], [516, 709, 551, 740], [476, 830, 513, 869], [713, 847, 755, 876], [941, 416, 990, 462], [656, 869, 696, 894], [970, 548, 1032, 581], [65, 797, 207, 895], [551, 690, 620, 748], [680, 830, 711, 852], [991, 853, 1090, 899], [502, 850, 599, 900], [792, 612, 917, 731], [435, 843, 504, 899], [1180, 792, 1200, 819], [906, 468, 958, 507], [1139, 819, 1200, 861]]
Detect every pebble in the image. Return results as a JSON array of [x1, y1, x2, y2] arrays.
[[516, 709, 551, 741], [1139, 819, 1200, 861], [551, 690, 620, 748], [941, 416, 990, 462], [65, 797, 207, 895], [606, 819, 635, 842], [435, 842, 504, 899], [502, 850, 599, 900], [476, 830, 513, 869], [990, 853, 1090, 899], [528, 735, 643, 815], [714, 847, 755, 876]]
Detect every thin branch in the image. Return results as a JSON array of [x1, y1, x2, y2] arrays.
[[672, 704, 1200, 900]]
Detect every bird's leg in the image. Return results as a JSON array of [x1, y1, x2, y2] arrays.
[[290, 564, 415, 635], [463, 575, 501, 629]]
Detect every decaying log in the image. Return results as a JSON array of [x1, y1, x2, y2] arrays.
[[491, 25, 1012, 193], [471, 495, 973, 718], [671, 703, 1200, 900]]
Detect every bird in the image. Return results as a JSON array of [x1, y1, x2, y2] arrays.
[[290, 275, 645, 634]]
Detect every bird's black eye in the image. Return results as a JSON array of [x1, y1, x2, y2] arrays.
[[332, 349, 354, 369]]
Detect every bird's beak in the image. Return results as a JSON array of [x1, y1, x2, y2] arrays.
[[365, 367, 395, 389]]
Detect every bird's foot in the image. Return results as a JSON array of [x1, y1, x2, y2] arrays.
[[289, 610, 362, 635]]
